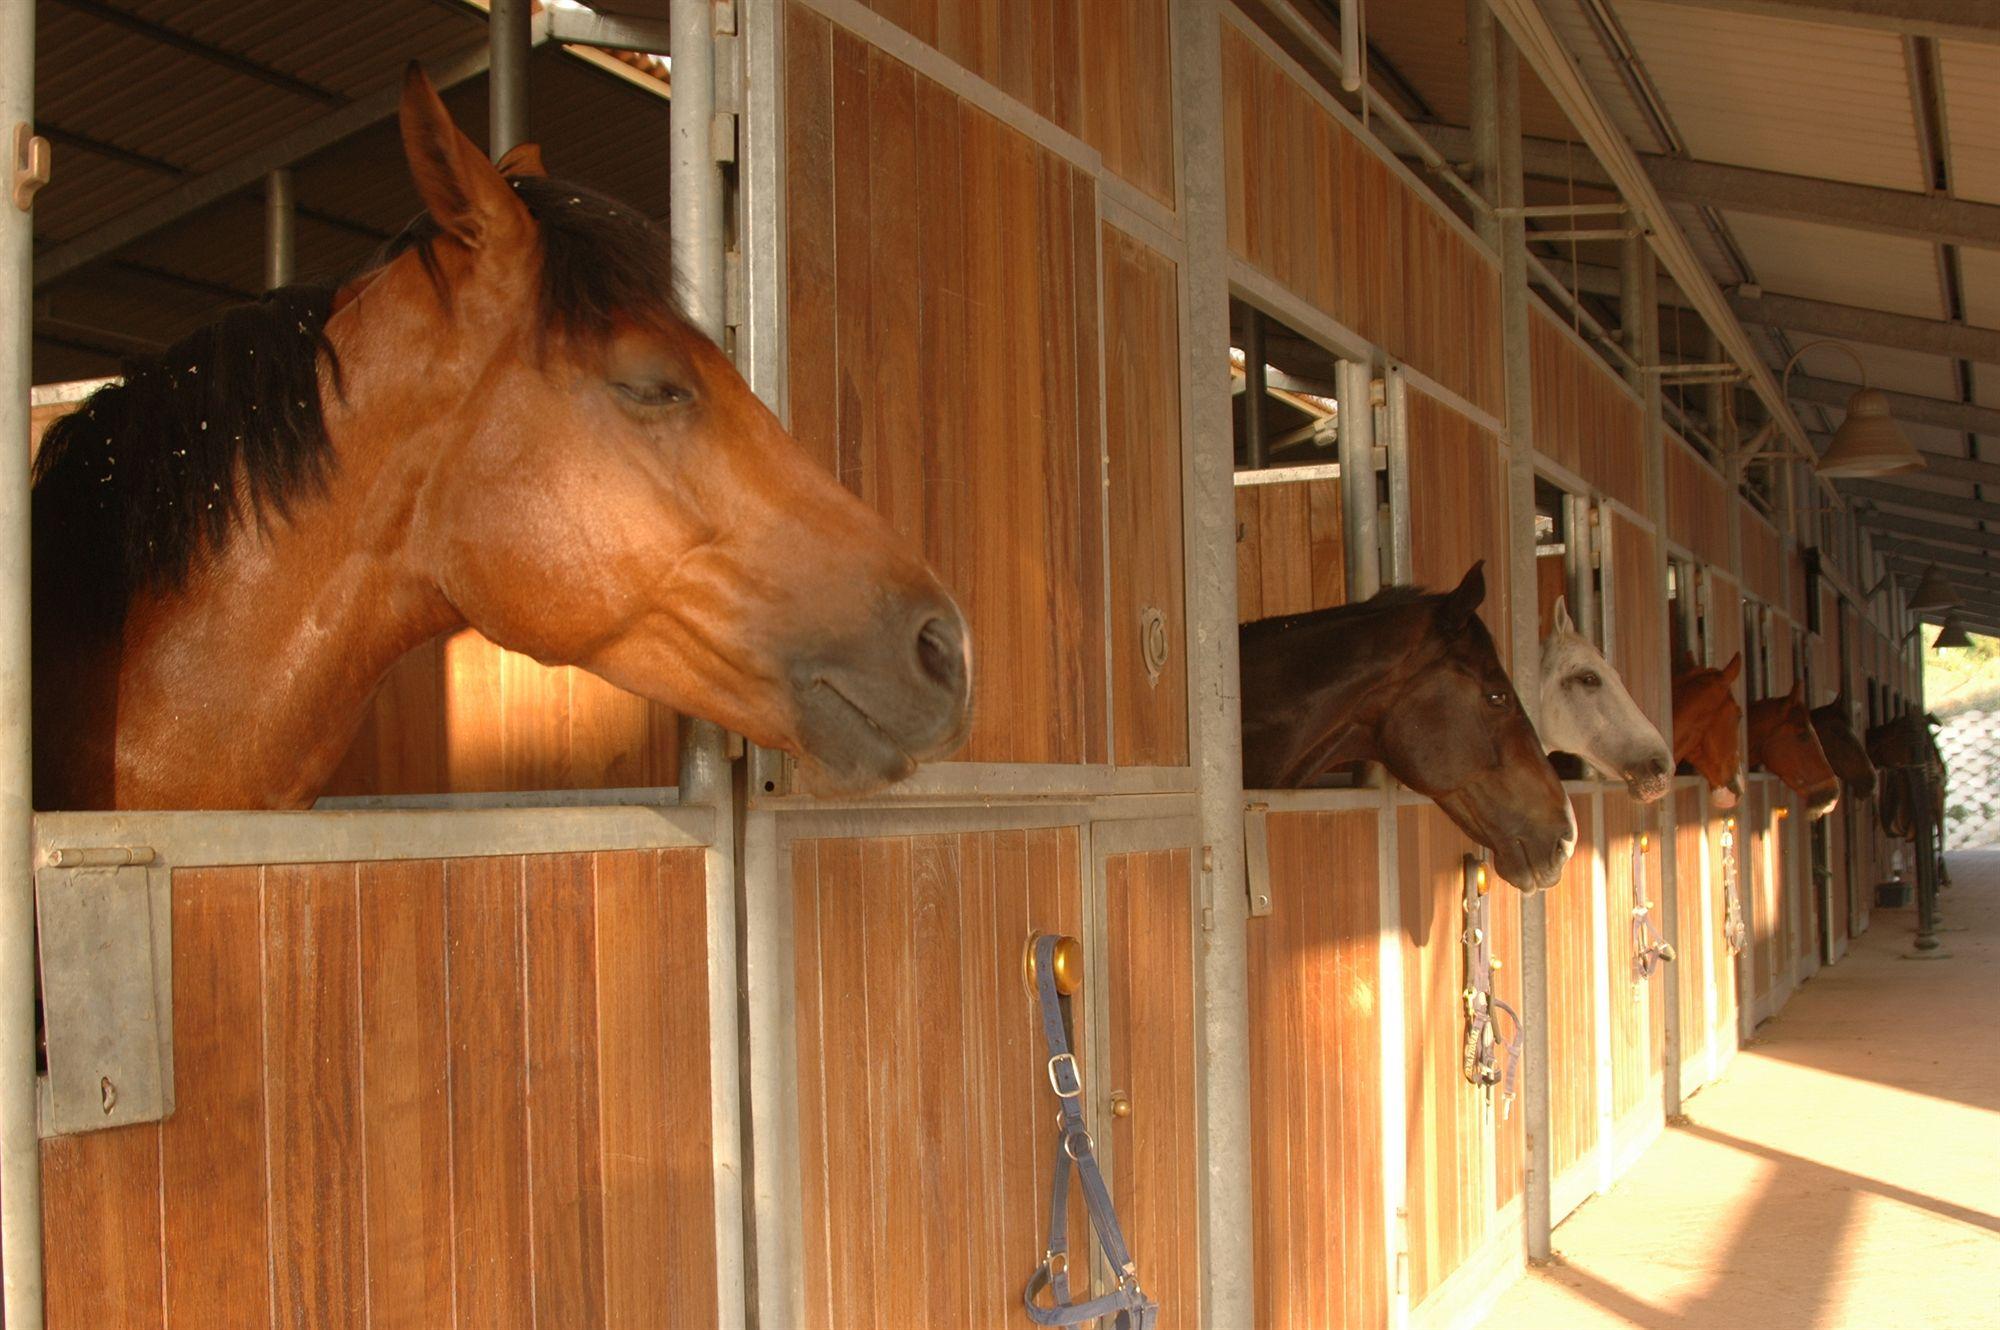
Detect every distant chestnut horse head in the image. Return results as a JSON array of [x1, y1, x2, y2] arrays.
[[1809, 691, 1876, 802], [1240, 563, 1577, 891], [1747, 679, 1840, 818], [1538, 596, 1673, 802], [31, 67, 971, 809], [1672, 651, 1743, 808]]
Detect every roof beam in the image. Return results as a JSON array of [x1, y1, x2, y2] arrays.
[[1861, 532, 2000, 578], [1791, 375, 2000, 437], [1863, 509, 2000, 552], [32, 31, 530, 290], [1417, 122, 2000, 249], [1729, 290, 2000, 366], [1810, 436, 2000, 487], [50, 0, 343, 106], [1627, 0, 2000, 44], [1841, 480, 2000, 524]]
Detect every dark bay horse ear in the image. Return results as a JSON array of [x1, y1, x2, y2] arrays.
[[399, 62, 531, 249], [495, 142, 547, 179], [1438, 561, 1487, 632], [1719, 652, 1743, 685]]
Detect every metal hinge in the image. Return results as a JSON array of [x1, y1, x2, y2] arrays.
[[35, 847, 174, 1137], [1199, 845, 1216, 932]]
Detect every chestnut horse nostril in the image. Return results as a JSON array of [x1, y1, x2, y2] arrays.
[[916, 615, 965, 694]]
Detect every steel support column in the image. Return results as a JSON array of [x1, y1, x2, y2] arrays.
[[489, 0, 532, 157], [670, 3, 746, 1326], [264, 167, 294, 290], [1470, 0, 1554, 1264], [0, 3, 41, 1323], [1175, 2, 1253, 1323]]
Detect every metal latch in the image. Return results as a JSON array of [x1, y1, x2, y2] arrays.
[[1243, 803, 1272, 917], [36, 848, 174, 1137]]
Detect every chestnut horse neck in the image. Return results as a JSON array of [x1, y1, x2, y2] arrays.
[[1671, 653, 1744, 803], [1810, 696, 1876, 799]]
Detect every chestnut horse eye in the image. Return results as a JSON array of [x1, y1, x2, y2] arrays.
[[614, 380, 691, 408]]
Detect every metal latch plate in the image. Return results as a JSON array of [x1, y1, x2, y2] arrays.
[[37, 861, 173, 1136]]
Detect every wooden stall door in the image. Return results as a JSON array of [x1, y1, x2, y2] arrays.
[[792, 828, 1088, 1329], [1398, 805, 1522, 1307], [1407, 390, 1510, 667], [1711, 809, 1742, 1051], [1673, 784, 1712, 1089], [1247, 809, 1386, 1330], [1543, 798, 1599, 1196], [1601, 794, 1666, 1131], [1104, 841, 1202, 1328], [43, 849, 718, 1329]]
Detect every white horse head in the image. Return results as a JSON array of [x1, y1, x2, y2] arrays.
[[1539, 597, 1674, 802]]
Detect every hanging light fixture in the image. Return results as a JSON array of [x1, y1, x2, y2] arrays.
[[1933, 612, 1974, 650], [1737, 339, 1926, 478], [1907, 562, 1962, 613]]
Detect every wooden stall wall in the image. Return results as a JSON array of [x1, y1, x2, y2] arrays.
[[1219, 22, 1502, 418], [1544, 796, 1600, 1196], [1665, 434, 1729, 570], [1528, 311, 1644, 511], [1739, 505, 1787, 612], [1747, 783, 1780, 1012], [786, 5, 1120, 768], [793, 827, 1082, 1329], [45, 848, 717, 1329], [1708, 573, 1744, 685], [1673, 782, 1713, 1089], [1610, 512, 1668, 731], [1248, 809, 1386, 1330], [1712, 805, 1742, 1050], [1236, 478, 1346, 623], [1398, 804, 1524, 1307], [834, 0, 1176, 205], [1408, 388, 1511, 666], [1103, 225, 1190, 767]]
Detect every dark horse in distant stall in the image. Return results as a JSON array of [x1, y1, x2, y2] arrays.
[[1868, 714, 1949, 884], [1240, 563, 1577, 891], [1747, 678, 1840, 818], [33, 67, 972, 811], [1810, 692, 1876, 802], [1672, 651, 1744, 808]]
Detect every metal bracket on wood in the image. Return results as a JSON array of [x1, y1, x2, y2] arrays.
[[1243, 804, 1272, 917], [1495, 202, 1628, 219], [35, 849, 174, 1138], [10, 122, 50, 212]]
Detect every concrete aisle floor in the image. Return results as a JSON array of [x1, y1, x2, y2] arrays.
[[1475, 851, 2000, 1330]]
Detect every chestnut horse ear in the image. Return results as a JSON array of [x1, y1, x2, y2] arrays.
[[495, 142, 547, 179], [1438, 561, 1487, 631], [1719, 652, 1743, 684], [398, 63, 530, 248], [1552, 595, 1574, 636]]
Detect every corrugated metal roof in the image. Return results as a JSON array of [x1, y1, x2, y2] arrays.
[[1723, 213, 1946, 320], [1540, 0, 1670, 155], [1607, 0, 1927, 193], [1957, 247, 2000, 331], [1791, 341, 1961, 402], [1940, 40, 2000, 207], [1355, 2, 1587, 144]]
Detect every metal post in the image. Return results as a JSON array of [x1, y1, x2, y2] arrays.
[[670, 2, 746, 1325], [489, 0, 532, 157], [0, 2, 41, 1323], [1470, 0, 1553, 1264], [1242, 307, 1268, 470], [263, 168, 294, 290], [1621, 232, 1681, 1117], [1341, 359, 1382, 600], [1175, 1, 1253, 1323]]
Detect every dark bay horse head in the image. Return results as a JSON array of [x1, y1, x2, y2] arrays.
[[1672, 651, 1743, 809], [1866, 714, 1946, 842], [1240, 563, 1577, 891], [1747, 679, 1840, 818], [30, 67, 971, 808], [1538, 596, 1673, 801], [1809, 691, 1876, 801]]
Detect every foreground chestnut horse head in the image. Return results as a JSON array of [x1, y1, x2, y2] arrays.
[[1240, 563, 1577, 891], [31, 68, 971, 809], [1809, 691, 1876, 802], [1672, 652, 1743, 809], [1747, 679, 1840, 819], [1538, 597, 1673, 802]]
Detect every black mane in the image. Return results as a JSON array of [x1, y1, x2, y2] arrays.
[[1240, 582, 1442, 639], [33, 174, 684, 620]]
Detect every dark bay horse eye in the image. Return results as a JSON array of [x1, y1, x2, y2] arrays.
[[1486, 690, 1509, 709]]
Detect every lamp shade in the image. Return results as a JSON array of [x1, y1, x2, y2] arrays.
[[1908, 562, 1962, 612], [1816, 387, 1925, 478], [1934, 613, 1974, 650]]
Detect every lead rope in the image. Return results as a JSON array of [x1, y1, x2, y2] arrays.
[[1720, 817, 1747, 955], [1460, 859, 1522, 1118], [1023, 934, 1158, 1330], [1631, 833, 1677, 980]]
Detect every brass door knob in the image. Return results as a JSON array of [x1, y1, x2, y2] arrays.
[[1111, 1092, 1132, 1119]]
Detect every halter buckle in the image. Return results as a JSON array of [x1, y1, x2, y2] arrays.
[[1048, 1051, 1083, 1099]]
